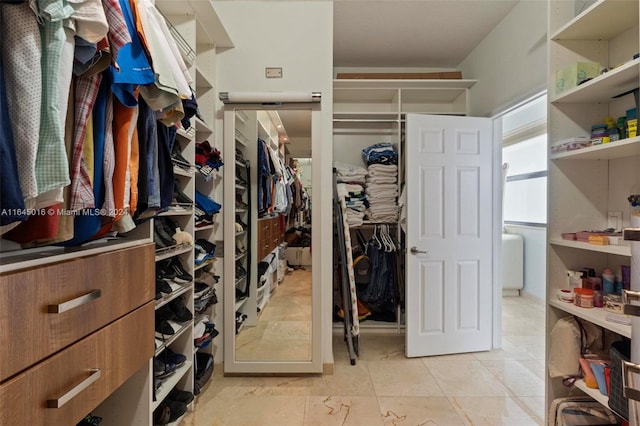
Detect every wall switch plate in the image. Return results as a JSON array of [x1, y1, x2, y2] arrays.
[[608, 210, 622, 230], [265, 67, 283, 78]]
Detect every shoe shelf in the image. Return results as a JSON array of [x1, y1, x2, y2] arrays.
[[235, 296, 248, 311], [194, 258, 216, 272], [176, 127, 196, 142], [235, 251, 247, 262], [235, 230, 247, 238], [194, 118, 213, 143], [152, 360, 193, 412], [235, 128, 249, 147], [158, 207, 195, 217], [195, 66, 213, 91], [235, 183, 247, 191], [174, 165, 195, 178], [194, 224, 215, 232], [154, 320, 195, 357], [156, 282, 194, 310], [155, 245, 194, 262]]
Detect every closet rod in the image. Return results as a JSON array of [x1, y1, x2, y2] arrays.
[[333, 119, 400, 123]]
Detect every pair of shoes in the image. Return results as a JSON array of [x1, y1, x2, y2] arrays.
[[171, 143, 192, 169], [159, 258, 192, 283], [236, 264, 247, 278], [158, 347, 187, 368], [154, 218, 178, 248], [168, 388, 194, 405], [157, 297, 193, 323], [155, 399, 188, 425], [156, 273, 173, 295], [173, 181, 193, 205], [77, 414, 103, 425], [235, 194, 249, 209], [153, 357, 176, 379]]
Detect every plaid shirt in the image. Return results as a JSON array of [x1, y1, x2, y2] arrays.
[[69, 73, 101, 210], [34, 0, 73, 196]]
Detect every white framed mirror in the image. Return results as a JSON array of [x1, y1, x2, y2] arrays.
[[222, 95, 322, 374]]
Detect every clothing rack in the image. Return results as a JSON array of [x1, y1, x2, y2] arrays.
[[333, 169, 359, 365]]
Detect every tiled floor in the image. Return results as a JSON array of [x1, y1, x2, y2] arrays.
[[182, 294, 545, 425]]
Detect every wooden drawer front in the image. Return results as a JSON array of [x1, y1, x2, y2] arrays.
[[0, 302, 153, 426], [0, 244, 154, 381]]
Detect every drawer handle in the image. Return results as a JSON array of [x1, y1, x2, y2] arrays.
[[47, 368, 101, 408], [622, 361, 640, 402], [48, 289, 102, 314]]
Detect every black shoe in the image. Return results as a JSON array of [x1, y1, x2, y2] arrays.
[[153, 357, 176, 379], [166, 258, 192, 283], [235, 215, 247, 229], [153, 403, 171, 425], [173, 182, 193, 205], [161, 347, 187, 367], [166, 400, 188, 422], [171, 144, 192, 168], [155, 320, 176, 340], [169, 297, 193, 322], [158, 218, 179, 241], [156, 305, 176, 322], [154, 220, 176, 247], [168, 388, 194, 405], [156, 275, 173, 294]]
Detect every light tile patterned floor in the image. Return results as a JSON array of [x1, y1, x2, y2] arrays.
[[182, 294, 545, 425]]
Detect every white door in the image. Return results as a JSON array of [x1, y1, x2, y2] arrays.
[[405, 114, 494, 357]]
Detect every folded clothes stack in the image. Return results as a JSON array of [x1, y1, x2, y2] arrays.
[[335, 162, 369, 227], [362, 144, 398, 223]]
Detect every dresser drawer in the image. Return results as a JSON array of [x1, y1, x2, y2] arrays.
[[0, 302, 153, 426], [0, 244, 154, 381]]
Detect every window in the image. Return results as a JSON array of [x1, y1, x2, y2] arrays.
[[501, 94, 547, 227]]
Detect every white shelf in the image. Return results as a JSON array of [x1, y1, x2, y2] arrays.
[[195, 224, 214, 232], [194, 258, 216, 272], [333, 78, 477, 90], [176, 127, 195, 142], [551, 0, 639, 41], [155, 320, 195, 356], [574, 379, 609, 407], [155, 245, 193, 262], [549, 299, 631, 338], [549, 238, 631, 256], [195, 66, 213, 91], [157, 207, 194, 217], [550, 58, 640, 104], [152, 361, 193, 412], [195, 117, 213, 137], [235, 297, 248, 310], [235, 251, 247, 262], [155, 283, 193, 310], [551, 136, 640, 160], [173, 165, 194, 177]]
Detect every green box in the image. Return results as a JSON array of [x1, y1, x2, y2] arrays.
[[555, 62, 600, 95]]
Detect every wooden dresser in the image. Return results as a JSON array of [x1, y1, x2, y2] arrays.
[[0, 244, 155, 425], [257, 216, 284, 261]]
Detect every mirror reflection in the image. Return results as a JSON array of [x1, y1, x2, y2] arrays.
[[233, 109, 312, 362]]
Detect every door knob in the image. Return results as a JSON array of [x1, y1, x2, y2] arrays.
[[410, 247, 427, 255]]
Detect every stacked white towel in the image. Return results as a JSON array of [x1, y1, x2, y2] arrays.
[[365, 164, 398, 223], [335, 161, 367, 185]]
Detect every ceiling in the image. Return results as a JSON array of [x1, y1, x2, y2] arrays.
[[333, 0, 519, 68], [280, 0, 520, 157]]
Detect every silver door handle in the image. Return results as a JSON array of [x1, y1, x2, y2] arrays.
[[47, 289, 102, 314], [47, 369, 101, 408], [410, 247, 427, 255], [623, 361, 640, 402], [623, 289, 640, 317]]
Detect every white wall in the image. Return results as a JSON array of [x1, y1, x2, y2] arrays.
[[505, 225, 547, 301], [214, 1, 334, 367], [459, 0, 548, 117]]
